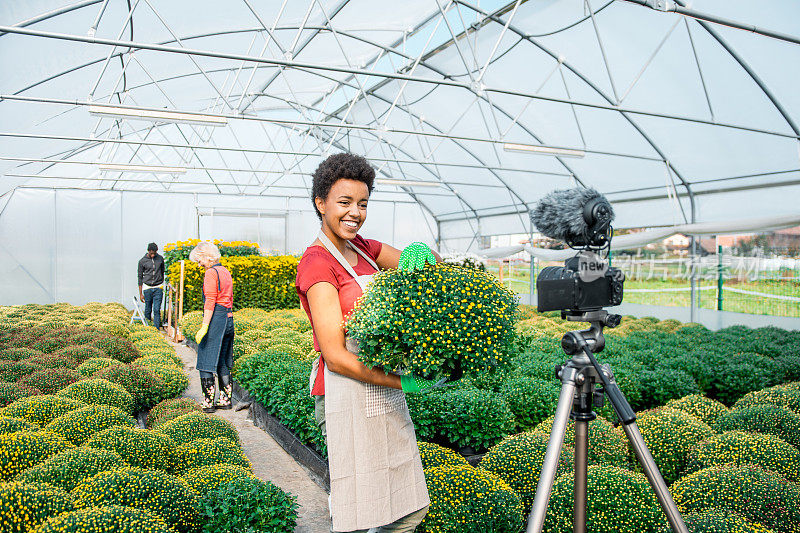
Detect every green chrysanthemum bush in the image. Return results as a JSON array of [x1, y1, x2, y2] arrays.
[[686, 430, 800, 481], [0, 381, 41, 408], [72, 467, 199, 533], [480, 430, 574, 511], [0, 481, 74, 533], [85, 426, 178, 473], [0, 360, 43, 382], [419, 465, 524, 533], [0, 395, 87, 426], [76, 357, 119, 377], [500, 376, 560, 431], [147, 398, 203, 428], [0, 431, 74, 480], [635, 407, 713, 484], [665, 394, 729, 427], [734, 384, 800, 414], [93, 364, 166, 411], [181, 463, 256, 497], [0, 416, 39, 435], [0, 348, 43, 361], [87, 336, 140, 363], [176, 437, 251, 473], [56, 378, 134, 414], [45, 404, 137, 446], [346, 264, 519, 380], [155, 412, 239, 446], [532, 415, 629, 468], [417, 441, 469, 470], [544, 465, 667, 533], [18, 368, 82, 395], [135, 360, 188, 400], [30, 505, 174, 533], [713, 404, 800, 448], [196, 476, 298, 533], [661, 510, 776, 533], [54, 345, 106, 365], [15, 445, 126, 492], [671, 464, 800, 533]]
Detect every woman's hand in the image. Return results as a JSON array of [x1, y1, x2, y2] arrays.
[[195, 324, 209, 344], [400, 374, 448, 393], [398, 242, 437, 272]]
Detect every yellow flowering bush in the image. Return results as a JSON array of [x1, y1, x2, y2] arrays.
[[181, 463, 255, 497], [661, 510, 776, 533], [163, 238, 260, 272], [56, 378, 135, 415], [532, 415, 629, 468], [45, 404, 137, 446], [0, 481, 74, 532], [665, 394, 729, 427], [93, 364, 167, 411], [76, 357, 118, 377], [175, 437, 251, 473], [734, 383, 800, 413], [85, 426, 179, 473], [72, 467, 199, 533], [135, 360, 188, 400], [0, 431, 74, 480], [418, 465, 524, 533], [0, 416, 39, 435], [417, 441, 469, 470], [686, 430, 800, 481], [155, 412, 239, 446], [635, 407, 714, 484], [147, 398, 203, 428], [671, 464, 800, 533], [480, 430, 574, 511], [178, 311, 203, 340], [15, 446, 127, 491], [55, 345, 107, 365], [84, 336, 140, 362], [346, 263, 519, 380], [0, 395, 87, 426], [168, 255, 299, 312], [713, 404, 800, 448], [31, 505, 174, 533], [543, 465, 667, 533]]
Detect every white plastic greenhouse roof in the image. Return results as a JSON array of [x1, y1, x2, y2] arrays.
[[2, 0, 800, 238]]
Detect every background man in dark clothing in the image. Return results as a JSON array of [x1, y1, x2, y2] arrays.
[[138, 242, 165, 329]]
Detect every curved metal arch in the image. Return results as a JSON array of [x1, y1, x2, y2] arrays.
[[0, 0, 103, 38]]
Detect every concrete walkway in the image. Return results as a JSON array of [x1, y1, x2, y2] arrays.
[[169, 339, 330, 533]]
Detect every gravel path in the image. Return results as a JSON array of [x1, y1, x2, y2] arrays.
[[169, 339, 331, 533]]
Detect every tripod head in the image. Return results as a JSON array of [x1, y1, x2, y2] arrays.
[[560, 309, 621, 356]]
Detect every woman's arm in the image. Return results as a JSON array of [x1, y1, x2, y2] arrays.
[[201, 269, 217, 326], [307, 281, 401, 389], [376, 243, 442, 270]]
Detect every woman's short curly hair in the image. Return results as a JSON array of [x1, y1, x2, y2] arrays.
[[311, 153, 375, 220]]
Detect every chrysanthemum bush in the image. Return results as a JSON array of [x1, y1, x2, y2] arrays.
[[345, 264, 519, 380], [155, 411, 239, 446], [181, 463, 256, 497], [480, 430, 574, 511], [0, 395, 86, 426], [0, 360, 43, 382], [661, 510, 776, 533], [19, 368, 82, 395], [15, 446, 127, 491], [532, 415, 629, 468], [176, 436, 251, 473], [0, 415, 39, 435], [196, 476, 298, 533], [635, 407, 713, 484], [670, 464, 800, 533], [733, 382, 800, 413], [0, 381, 41, 407], [56, 378, 134, 414], [85, 426, 179, 473], [0, 430, 74, 480], [147, 398, 203, 428], [418, 464, 524, 533], [135, 359, 188, 400], [45, 404, 137, 446], [72, 467, 199, 533], [499, 376, 560, 431], [0, 481, 75, 533], [686, 430, 800, 481], [665, 394, 729, 427], [417, 441, 469, 470], [543, 465, 667, 533], [77, 357, 118, 377], [713, 404, 800, 448], [30, 505, 174, 533], [93, 363, 167, 411]]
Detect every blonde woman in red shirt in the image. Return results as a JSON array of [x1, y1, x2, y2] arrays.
[[190, 241, 235, 412]]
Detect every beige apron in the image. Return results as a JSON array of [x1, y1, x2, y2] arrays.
[[315, 232, 429, 532]]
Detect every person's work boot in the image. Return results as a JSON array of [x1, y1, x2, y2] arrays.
[[200, 376, 217, 413], [216, 374, 232, 410]]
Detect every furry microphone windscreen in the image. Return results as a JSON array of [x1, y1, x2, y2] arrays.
[[529, 188, 612, 241]]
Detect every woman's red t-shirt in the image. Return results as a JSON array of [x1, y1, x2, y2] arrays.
[[295, 234, 382, 395]]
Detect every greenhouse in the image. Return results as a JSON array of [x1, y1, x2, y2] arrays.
[[1, 1, 799, 532]]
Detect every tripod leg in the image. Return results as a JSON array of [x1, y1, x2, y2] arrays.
[[622, 422, 689, 533], [526, 378, 577, 533], [573, 419, 589, 533]]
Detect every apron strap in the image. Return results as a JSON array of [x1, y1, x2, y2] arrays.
[[317, 231, 379, 277]]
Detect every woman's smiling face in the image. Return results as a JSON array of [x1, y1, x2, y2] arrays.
[[316, 178, 369, 241]]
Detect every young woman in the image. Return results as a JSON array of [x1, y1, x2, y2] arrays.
[[190, 241, 235, 412], [295, 153, 441, 533]]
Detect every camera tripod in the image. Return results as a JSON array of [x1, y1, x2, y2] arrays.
[[526, 310, 688, 533]]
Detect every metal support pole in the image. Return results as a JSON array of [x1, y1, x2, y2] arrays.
[[689, 235, 696, 322], [717, 242, 724, 311]]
